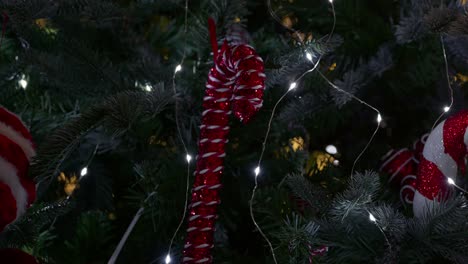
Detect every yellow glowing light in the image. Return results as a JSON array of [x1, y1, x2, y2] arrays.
[[35, 18, 58, 35], [305, 151, 336, 176], [108, 212, 117, 220], [149, 137, 168, 146], [35, 18, 48, 28], [455, 73, 468, 84], [290, 137, 304, 152], [58, 172, 80, 196], [329, 63, 337, 71], [282, 15, 294, 29]]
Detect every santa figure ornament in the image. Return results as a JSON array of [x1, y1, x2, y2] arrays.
[[0, 106, 36, 231]]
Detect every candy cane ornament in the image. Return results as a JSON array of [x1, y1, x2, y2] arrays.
[[182, 19, 265, 263], [413, 110, 468, 217]]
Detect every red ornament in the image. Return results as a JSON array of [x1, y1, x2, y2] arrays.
[[310, 245, 328, 257], [0, 248, 39, 264], [379, 134, 427, 205], [0, 106, 36, 232], [414, 110, 468, 217], [182, 19, 265, 263]]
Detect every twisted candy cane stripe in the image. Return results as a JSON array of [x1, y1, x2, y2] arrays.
[[182, 19, 265, 264]]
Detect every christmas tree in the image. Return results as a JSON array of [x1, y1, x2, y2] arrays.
[[1, 0, 468, 263]]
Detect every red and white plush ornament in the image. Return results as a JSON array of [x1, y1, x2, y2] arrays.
[[0, 106, 36, 231], [413, 110, 468, 217], [182, 19, 265, 263], [380, 135, 427, 205]]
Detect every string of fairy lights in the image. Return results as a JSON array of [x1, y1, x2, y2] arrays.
[[429, 35, 466, 193], [248, 0, 387, 262], [163, 0, 192, 263]]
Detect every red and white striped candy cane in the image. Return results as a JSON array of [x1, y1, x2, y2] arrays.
[[413, 110, 468, 217], [182, 19, 265, 263]]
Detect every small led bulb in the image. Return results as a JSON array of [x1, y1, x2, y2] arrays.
[[447, 177, 455, 185], [254, 166, 260, 177], [186, 154, 192, 163], [144, 84, 152, 92], [18, 75, 28, 89], [289, 82, 297, 91], [306, 52, 313, 61], [369, 212, 377, 222], [80, 167, 88, 177], [165, 254, 171, 264], [175, 64, 182, 73], [325, 145, 338, 155], [444, 106, 450, 113], [377, 114, 382, 123]]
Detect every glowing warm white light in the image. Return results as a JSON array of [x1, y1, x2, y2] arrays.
[[254, 166, 260, 177], [377, 114, 382, 123], [369, 212, 377, 222], [175, 64, 182, 73], [165, 254, 171, 264], [448, 177, 455, 185], [325, 145, 338, 155], [144, 84, 152, 92], [444, 106, 450, 113], [186, 154, 192, 163], [80, 167, 88, 177], [306, 52, 313, 61], [289, 82, 297, 91], [18, 75, 28, 89], [329, 0, 333, 3], [333, 159, 340, 166]]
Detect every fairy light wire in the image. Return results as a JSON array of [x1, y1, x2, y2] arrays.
[[447, 177, 468, 195], [248, 1, 337, 263], [327, 2, 336, 43], [166, 0, 192, 261], [366, 210, 392, 251], [431, 35, 454, 130], [249, 171, 279, 264], [252, 1, 383, 259], [166, 153, 191, 260], [317, 71, 382, 177]]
